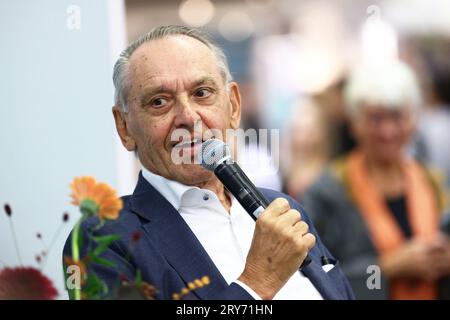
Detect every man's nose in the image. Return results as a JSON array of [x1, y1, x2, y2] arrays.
[[173, 96, 201, 129]]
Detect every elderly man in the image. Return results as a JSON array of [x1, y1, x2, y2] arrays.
[[64, 25, 353, 300]]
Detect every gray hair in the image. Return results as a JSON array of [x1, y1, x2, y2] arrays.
[[344, 60, 422, 118], [113, 25, 233, 113]]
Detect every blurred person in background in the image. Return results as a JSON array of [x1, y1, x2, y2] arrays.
[[236, 77, 282, 191], [412, 40, 450, 188], [282, 97, 331, 198], [301, 60, 450, 299], [316, 78, 356, 159]]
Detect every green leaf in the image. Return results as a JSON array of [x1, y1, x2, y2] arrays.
[[92, 234, 121, 244], [91, 234, 121, 256], [83, 273, 108, 300], [91, 255, 117, 269]]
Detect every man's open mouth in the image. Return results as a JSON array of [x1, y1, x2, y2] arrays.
[[173, 138, 203, 149]]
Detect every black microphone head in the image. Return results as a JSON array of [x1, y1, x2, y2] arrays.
[[199, 139, 232, 171]]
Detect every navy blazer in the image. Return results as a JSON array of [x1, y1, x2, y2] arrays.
[[63, 172, 355, 300]]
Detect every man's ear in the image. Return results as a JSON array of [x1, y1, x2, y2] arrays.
[[112, 106, 136, 151], [228, 82, 242, 129]]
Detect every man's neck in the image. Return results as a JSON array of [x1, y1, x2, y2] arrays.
[[142, 164, 233, 214], [198, 177, 232, 213]]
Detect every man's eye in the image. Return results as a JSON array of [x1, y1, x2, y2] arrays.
[[151, 97, 168, 108], [194, 88, 212, 98]]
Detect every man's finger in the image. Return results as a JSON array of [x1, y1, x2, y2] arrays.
[[293, 220, 309, 236], [278, 209, 301, 226], [302, 233, 316, 251], [263, 197, 291, 218]]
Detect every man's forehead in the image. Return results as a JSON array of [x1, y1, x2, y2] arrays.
[[129, 36, 215, 70], [127, 35, 222, 86]]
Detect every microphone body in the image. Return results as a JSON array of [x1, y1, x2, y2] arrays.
[[200, 139, 311, 269], [215, 162, 268, 220]]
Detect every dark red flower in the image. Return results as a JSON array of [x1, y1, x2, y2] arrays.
[[0, 267, 58, 300], [131, 231, 142, 244], [4, 204, 12, 217], [118, 273, 129, 284], [63, 212, 69, 222]]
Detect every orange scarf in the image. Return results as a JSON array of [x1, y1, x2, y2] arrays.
[[347, 150, 439, 299]]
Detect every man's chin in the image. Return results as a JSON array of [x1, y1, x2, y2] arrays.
[[171, 164, 214, 186]]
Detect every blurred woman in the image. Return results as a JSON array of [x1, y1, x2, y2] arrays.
[[301, 60, 450, 299]]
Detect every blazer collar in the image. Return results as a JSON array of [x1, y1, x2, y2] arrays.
[[130, 172, 230, 299]]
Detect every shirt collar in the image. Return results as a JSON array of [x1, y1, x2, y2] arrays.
[[141, 167, 200, 211], [142, 166, 229, 212]]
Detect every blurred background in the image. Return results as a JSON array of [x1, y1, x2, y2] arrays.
[[1, 0, 449, 299]]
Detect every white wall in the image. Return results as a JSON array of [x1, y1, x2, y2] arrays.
[[0, 0, 134, 299]]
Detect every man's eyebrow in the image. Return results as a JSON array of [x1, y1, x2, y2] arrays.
[[139, 85, 172, 104], [139, 77, 221, 104], [191, 77, 220, 88]]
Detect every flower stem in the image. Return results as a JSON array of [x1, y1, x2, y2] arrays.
[[71, 220, 81, 300], [42, 223, 64, 271], [9, 219, 23, 266]]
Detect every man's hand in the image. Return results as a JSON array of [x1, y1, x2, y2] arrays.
[[237, 198, 316, 300]]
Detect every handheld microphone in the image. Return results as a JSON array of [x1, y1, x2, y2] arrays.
[[199, 138, 311, 269]]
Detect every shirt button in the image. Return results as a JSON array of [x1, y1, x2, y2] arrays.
[[203, 194, 209, 201]]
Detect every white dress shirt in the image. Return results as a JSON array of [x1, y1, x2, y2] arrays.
[[142, 167, 323, 300]]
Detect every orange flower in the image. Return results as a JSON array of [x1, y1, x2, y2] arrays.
[[70, 176, 123, 220]]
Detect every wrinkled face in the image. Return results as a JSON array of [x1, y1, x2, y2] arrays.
[[113, 35, 241, 185], [352, 104, 415, 163]]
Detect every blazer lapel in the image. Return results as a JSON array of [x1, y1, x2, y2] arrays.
[[130, 173, 230, 299]]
